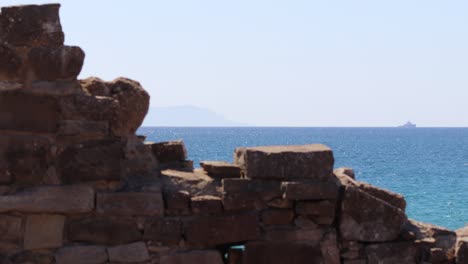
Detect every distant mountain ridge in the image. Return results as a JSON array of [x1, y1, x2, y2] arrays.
[[142, 105, 247, 127]]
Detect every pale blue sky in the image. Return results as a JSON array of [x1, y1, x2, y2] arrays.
[[3, 0, 468, 126]]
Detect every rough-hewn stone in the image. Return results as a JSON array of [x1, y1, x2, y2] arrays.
[[234, 144, 334, 180], [164, 190, 190, 216], [24, 214, 64, 250], [68, 217, 141, 245], [0, 4, 64, 47], [340, 186, 406, 242], [0, 215, 22, 241], [149, 140, 187, 163], [283, 181, 340, 200], [261, 209, 294, 226], [185, 214, 260, 246], [365, 242, 417, 264], [28, 45, 85, 81], [59, 139, 123, 184], [191, 195, 223, 215], [243, 241, 324, 264], [96, 192, 164, 216], [107, 242, 150, 263], [0, 185, 94, 213], [200, 161, 241, 178], [55, 245, 108, 264], [160, 250, 224, 264], [143, 218, 182, 245]]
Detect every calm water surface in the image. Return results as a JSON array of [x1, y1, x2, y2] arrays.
[[138, 127, 468, 230]]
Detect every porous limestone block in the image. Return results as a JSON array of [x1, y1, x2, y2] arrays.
[[148, 140, 187, 163], [96, 192, 164, 216], [0, 185, 94, 213], [24, 214, 65, 250], [234, 144, 334, 180], [107, 242, 150, 263], [184, 213, 260, 247], [55, 245, 108, 264]]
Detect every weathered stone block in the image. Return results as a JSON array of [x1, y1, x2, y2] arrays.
[[164, 190, 190, 216], [261, 227, 324, 242], [456, 238, 468, 264], [68, 217, 141, 245], [340, 186, 406, 242], [24, 214, 64, 250], [191, 195, 223, 215], [185, 214, 260, 246], [148, 140, 187, 163], [108, 78, 149, 136], [295, 200, 336, 218], [0, 4, 64, 47], [57, 120, 109, 140], [28, 45, 85, 81], [200, 161, 241, 178], [365, 242, 417, 264], [243, 241, 324, 264], [143, 218, 182, 245], [59, 93, 118, 122], [55, 245, 108, 264], [97, 192, 164, 216], [222, 179, 282, 211], [0, 44, 22, 80], [234, 144, 334, 180], [80, 77, 110, 96], [261, 209, 294, 226], [283, 181, 340, 200], [10, 251, 54, 264], [0, 215, 22, 241], [227, 248, 243, 264], [59, 139, 123, 183], [107, 242, 149, 263], [160, 250, 224, 264], [0, 185, 94, 213], [334, 167, 356, 179], [0, 92, 60, 133]]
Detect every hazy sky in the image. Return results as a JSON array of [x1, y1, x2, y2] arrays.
[[3, 0, 468, 126]]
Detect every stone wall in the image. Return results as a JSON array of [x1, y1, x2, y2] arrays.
[[0, 3, 467, 264]]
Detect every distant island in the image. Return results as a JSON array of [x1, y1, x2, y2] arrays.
[[142, 105, 247, 127], [398, 121, 416, 128]]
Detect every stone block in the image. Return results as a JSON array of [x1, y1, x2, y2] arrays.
[[160, 250, 224, 264], [261, 209, 294, 226], [261, 227, 324, 242], [107, 242, 149, 263], [243, 241, 324, 264], [365, 242, 417, 264], [68, 217, 141, 245], [108, 78, 149, 136], [0, 185, 94, 213], [456, 238, 468, 264], [59, 139, 123, 183], [295, 200, 336, 218], [227, 248, 243, 264], [200, 161, 241, 178], [234, 144, 334, 180], [0, 4, 64, 47], [0, 92, 60, 133], [148, 140, 187, 163], [222, 179, 282, 211], [0, 44, 22, 80], [143, 218, 182, 245], [24, 214, 64, 250], [55, 245, 108, 264], [97, 192, 164, 216], [28, 45, 85, 81], [184, 214, 260, 246], [0, 215, 22, 241], [164, 190, 190, 216], [191, 195, 223, 215], [283, 181, 340, 200], [339, 186, 406, 242], [57, 120, 109, 140]]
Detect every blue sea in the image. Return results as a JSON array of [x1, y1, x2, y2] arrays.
[[138, 127, 468, 230]]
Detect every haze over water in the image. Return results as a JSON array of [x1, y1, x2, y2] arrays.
[[140, 127, 468, 230]]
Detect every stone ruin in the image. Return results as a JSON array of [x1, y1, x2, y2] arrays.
[[0, 3, 468, 264]]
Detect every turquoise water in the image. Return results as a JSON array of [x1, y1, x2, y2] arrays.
[[138, 127, 468, 230]]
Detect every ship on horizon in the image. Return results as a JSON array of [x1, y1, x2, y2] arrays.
[[398, 121, 416, 128]]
